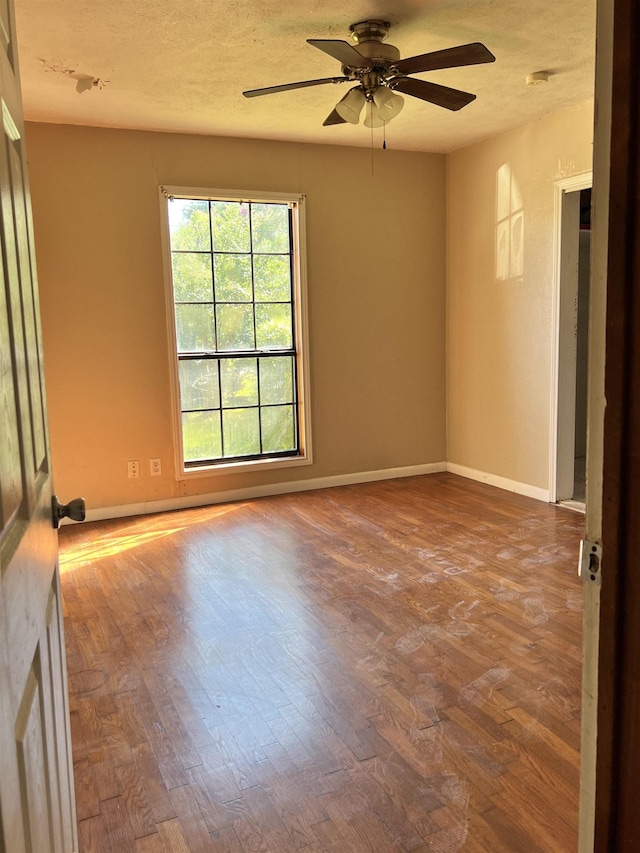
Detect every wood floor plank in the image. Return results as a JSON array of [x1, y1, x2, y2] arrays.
[[60, 473, 583, 852], [139, 666, 204, 771], [156, 818, 191, 852], [168, 784, 215, 852], [242, 783, 301, 852], [99, 796, 137, 853], [73, 754, 101, 822], [77, 815, 114, 853], [191, 738, 257, 806], [346, 757, 428, 851], [115, 760, 157, 839], [252, 757, 323, 847], [130, 741, 177, 824], [127, 682, 191, 791], [133, 834, 165, 853], [185, 764, 240, 832], [489, 769, 577, 851]]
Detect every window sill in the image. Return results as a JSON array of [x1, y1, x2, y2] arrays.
[[177, 452, 313, 480]]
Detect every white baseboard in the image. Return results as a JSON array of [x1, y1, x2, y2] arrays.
[[78, 461, 448, 523], [446, 462, 550, 503], [70, 461, 552, 525]]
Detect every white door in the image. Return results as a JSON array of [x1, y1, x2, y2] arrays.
[[0, 0, 78, 850], [578, 0, 612, 846]]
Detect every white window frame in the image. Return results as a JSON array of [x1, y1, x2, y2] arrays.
[[160, 186, 312, 479]]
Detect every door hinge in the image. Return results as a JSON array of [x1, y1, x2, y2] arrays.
[[578, 539, 602, 585]]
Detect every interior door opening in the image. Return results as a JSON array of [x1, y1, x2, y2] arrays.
[[573, 188, 592, 503], [551, 176, 593, 508]]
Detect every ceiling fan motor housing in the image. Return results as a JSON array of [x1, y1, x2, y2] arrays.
[[345, 20, 400, 74], [349, 39, 400, 66]]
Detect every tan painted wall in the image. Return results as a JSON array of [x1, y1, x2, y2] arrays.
[[446, 100, 594, 489], [26, 123, 446, 510]]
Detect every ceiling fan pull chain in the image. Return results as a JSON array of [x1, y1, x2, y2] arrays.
[[371, 118, 375, 176]]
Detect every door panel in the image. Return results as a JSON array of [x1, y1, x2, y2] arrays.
[[9, 135, 47, 469], [0, 0, 78, 850], [16, 666, 52, 853], [0, 248, 22, 522], [46, 583, 75, 853]]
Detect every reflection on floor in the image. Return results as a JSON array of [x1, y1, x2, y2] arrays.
[[59, 473, 584, 852]]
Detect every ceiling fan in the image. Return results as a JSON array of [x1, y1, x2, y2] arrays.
[[243, 20, 496, 128]]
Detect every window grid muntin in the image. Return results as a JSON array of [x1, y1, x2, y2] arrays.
[[170, 198, 300, 467]]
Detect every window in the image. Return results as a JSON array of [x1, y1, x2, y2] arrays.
[[161, 187, 310, 475]]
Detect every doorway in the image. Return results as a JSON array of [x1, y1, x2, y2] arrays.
[[550, 173, 593, 506]]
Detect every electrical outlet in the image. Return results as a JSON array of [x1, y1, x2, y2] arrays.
[[128, 460, 140, 479], [150, 458, 161, 476]]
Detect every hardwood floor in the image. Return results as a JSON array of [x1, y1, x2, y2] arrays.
[[58, 473, 584, 852]]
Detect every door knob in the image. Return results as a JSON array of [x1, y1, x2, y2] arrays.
[[52, 496, 86, 529]]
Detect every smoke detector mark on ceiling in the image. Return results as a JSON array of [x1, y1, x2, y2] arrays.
[[526, 71, 550, 86], [39, 59, 109, 93]]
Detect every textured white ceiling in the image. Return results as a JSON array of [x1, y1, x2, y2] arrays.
[[14, 0, 596, 153]]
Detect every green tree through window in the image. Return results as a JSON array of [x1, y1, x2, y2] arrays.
[[165, 192, 305, 468]]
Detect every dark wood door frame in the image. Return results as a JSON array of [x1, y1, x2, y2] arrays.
[[596, 0, 640, 848]]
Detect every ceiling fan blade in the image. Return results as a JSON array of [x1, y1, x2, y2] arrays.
[[243, 76, 348, 98], [390, 77, 476, 111], [393, 42, 495, 75], [323, 108, 348, 127], [307, 38, 369, 68]]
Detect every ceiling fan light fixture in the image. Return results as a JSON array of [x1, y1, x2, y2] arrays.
[[335, 87, 366, 123], [373, 86, 404, 121], [363, 101, 385, 128]]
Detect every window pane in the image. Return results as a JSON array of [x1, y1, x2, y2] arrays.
[[182, 411, 222, 461], [251, 204, 289, 254], [221, 359, 258, 408], [255, 303, 292, 349], [253, 255, 291, 302], [259, 356, 293, 405], [223, 408, 260, 456], [179, 360, 220, 410], [211, 201, 251, 252], [175, 304, 215, 352], [214, 254, 252, 302], [168, 199, 211, 251], [262, 406, 295, 453], [216, 304, 255, 351], [172, 253, 213, 302]]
